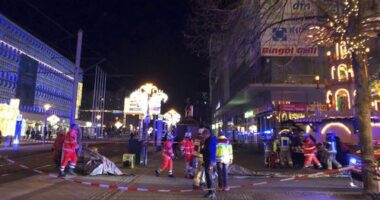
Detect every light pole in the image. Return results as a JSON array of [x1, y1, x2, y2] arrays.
[[315, 75, 320, 89], [96, 114, 101, 137], [43, 103, 51, 143]]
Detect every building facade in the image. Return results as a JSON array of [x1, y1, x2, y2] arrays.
[[209, 0, 328, 136], [0, 14, 83, 137]]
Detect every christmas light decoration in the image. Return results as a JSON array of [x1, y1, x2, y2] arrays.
[[321, 122, 352, 135]]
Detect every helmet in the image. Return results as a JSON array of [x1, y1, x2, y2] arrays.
[[167, 134, 174, 141], [185, 131, 192, 138], [70, 123, 79, 131], [202, 128, 211, 135]]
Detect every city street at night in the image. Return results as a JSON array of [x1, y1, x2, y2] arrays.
[[0, 0, 379, 199], [0, 141, 367, 200]]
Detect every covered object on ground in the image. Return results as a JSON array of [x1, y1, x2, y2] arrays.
[[78, 148, 123, 176]]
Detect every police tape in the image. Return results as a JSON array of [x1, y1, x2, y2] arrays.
[[0, 154, 357, 193]]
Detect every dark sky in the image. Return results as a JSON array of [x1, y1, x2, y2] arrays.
[[0, 0, 208, 112]]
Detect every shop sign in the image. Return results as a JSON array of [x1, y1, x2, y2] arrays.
[[244, 111, 255, 119], [279, 103, 308, 112], [260, 0, 318, 57], [254, 104, 273, 114], [307, 103, 328, 112], [280, 112, 306, 121]]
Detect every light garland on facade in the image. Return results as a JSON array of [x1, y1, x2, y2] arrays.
[[0, 40, 74, 80]]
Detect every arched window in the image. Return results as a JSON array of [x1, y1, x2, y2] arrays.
[[337, 64, 348, 81], [331, 66, 335, 80], [326, 90, 332, 104], [335, 89, 351, 111]]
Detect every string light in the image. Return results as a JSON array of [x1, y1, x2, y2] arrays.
[[306, 0, 371, 56]]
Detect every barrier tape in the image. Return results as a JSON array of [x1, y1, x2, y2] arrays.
[[0, 154, 356, 193]]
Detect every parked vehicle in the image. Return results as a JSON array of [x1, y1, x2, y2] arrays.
[[348, 145, 380, 188]]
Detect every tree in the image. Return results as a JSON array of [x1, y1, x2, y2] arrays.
[[306, 0, 380, 195], [187, 0, 380, 196]]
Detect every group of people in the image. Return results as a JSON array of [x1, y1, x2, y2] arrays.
[[155, 128, 233, 198], [52, 124, 80, 177], [264, 132, 344, 170]]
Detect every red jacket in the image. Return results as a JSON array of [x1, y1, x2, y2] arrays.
[[163, 140, 174, 158], [181, 138, 194, 157], [302, 138, 317, 155], [63, 130, 78, 153]]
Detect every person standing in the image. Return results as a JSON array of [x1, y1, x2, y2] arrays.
[[31, 129, 36, 139], [155, 134, 175, 177], [180, 131, 194, 178], [59, 124, 79, 177], [326, 133, 342, 170], [216, 133, 233, 191], [201, 128, 217, 198], [302, 137, 322, 169], [193, 129, 206, 189], [279, 133, 293, 167], [26, 129, 30, 139], [171, 129, 179, 160], [52, 130, 66, 167]]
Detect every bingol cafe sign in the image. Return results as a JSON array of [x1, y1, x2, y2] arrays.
[[261, 46, 318, 57]]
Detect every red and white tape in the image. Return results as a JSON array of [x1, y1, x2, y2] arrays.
[[0, 154, 354, 193]]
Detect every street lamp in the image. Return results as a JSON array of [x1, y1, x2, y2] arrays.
[[131, 83, 168, 166], [96, 114, 101, 137], [164, 109, 181, 129], [43, 103, 51, 143], [315, 75, 320, 89]]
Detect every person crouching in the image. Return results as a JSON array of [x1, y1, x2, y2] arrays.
[[155, 134, 175, 177]]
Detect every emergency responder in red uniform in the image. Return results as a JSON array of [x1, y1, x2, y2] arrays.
[[180, 131, 194, 178], [59, 124, 79, 177], [302, 137, 322, 169], [52, 130, 66, 167], [155, 134, 175, 177]]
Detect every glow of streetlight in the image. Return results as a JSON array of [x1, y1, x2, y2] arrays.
[[96, 114, 101, 120], [164, 109, 181, 127], [44, 103, 51, 111], [315, 75, 320, 81], [115, 121, 123, 129]]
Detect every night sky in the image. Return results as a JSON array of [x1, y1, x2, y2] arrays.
[[0, 0, 208, 112]]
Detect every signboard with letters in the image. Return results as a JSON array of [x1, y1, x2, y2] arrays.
[[260, 0, 318, 57]]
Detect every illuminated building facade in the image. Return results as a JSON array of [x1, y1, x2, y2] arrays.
[[295, 41, 380, 145], [0, 14, 83, 136]]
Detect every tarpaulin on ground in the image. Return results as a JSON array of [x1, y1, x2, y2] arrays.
[[79, 148, 123, 176]]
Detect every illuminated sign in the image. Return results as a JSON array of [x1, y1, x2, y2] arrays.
[[279, 103, 307, 112], [47, 114, 60, 125], [244, 111, 255, 119], [280, 112, 305, 121], [75, 82, 83, 119]]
